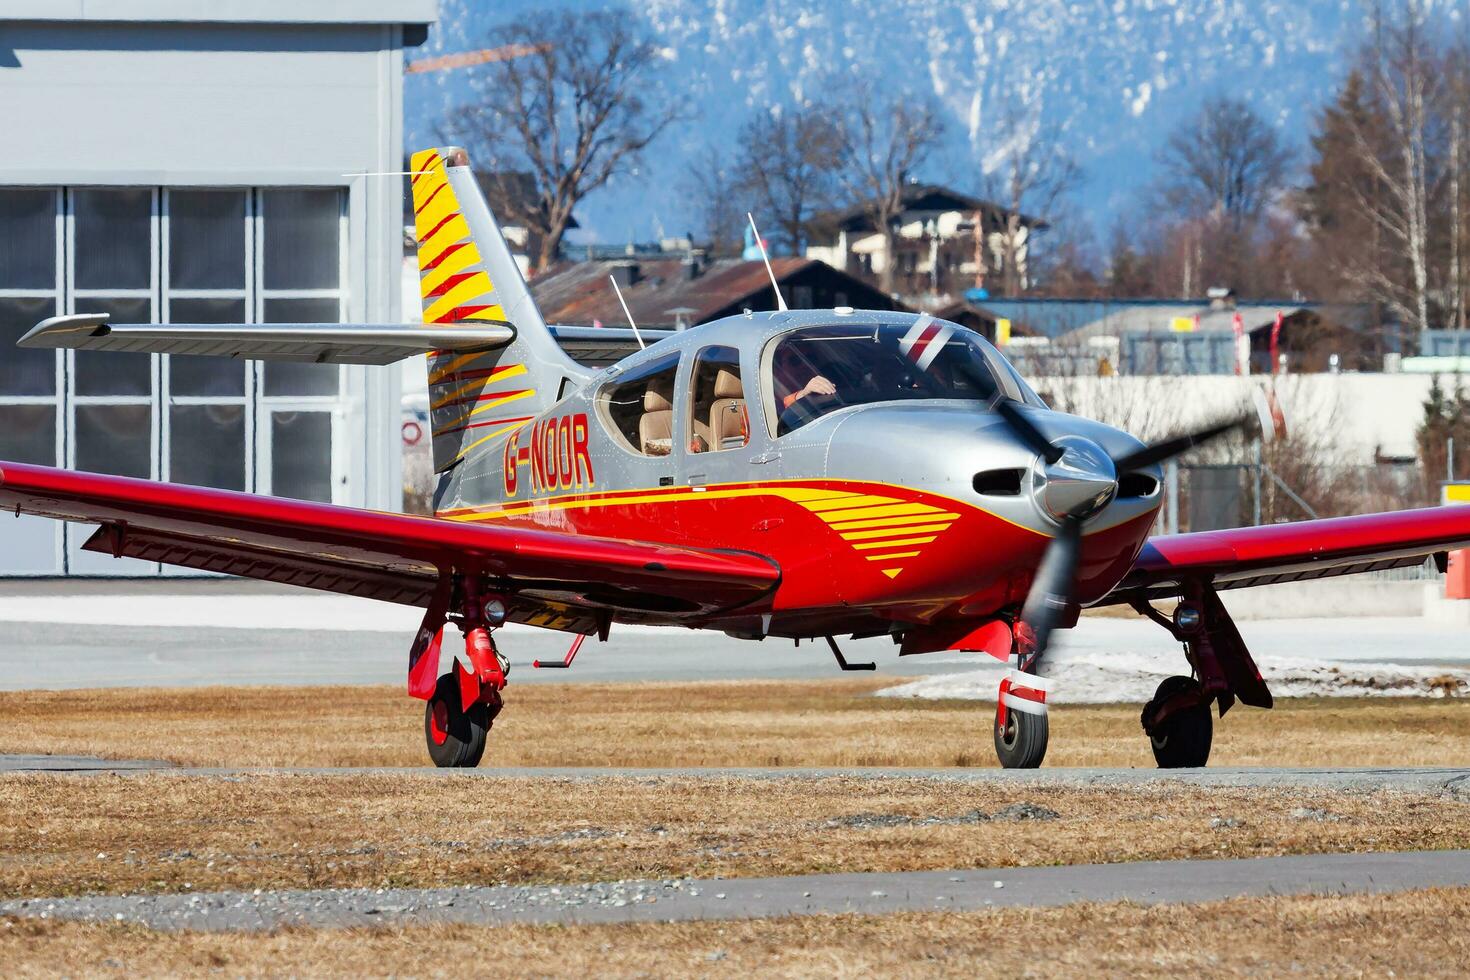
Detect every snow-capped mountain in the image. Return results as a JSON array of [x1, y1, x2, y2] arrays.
[[406, 0, 1383, 246]]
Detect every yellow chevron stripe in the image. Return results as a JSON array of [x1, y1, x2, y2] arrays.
[[830, 512, 962, 531], [466, 387, 535, 418], [429, 358, 524, 388], [864, 551, 921, 562], [418, 214, 472, 268], [419, 240, 483, 296], [881, 569, 904, 579], [816, 502, 946, 524], [414, 187, 461, 241], [852, 536, 937, 550], [445, 484, 889, 523], [453, 417, 536, 461], [839, 523, 952, 541], [422, 271, 495, 323], [456, 304, 507, 322], [805, 494, 903, 513]]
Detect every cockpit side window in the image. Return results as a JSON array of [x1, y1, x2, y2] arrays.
[[686, 345, 747, 454], [595, 352, 681, 457]]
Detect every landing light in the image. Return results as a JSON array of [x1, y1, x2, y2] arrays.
[[1173, 603, 1202, 634], [483, 598, 507, 627]]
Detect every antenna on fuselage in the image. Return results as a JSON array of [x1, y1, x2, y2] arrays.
[[747, 213, 789, 312], [608, 275, 646, 350]]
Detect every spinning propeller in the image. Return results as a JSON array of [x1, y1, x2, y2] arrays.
[[999, 402, 1254, 669], [950, 360, 1255, 671]]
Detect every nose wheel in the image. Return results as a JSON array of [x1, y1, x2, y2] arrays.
[[994, 703, 1049, 768]]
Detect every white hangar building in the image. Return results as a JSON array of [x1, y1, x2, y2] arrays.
[[0, 1, 436, 575]]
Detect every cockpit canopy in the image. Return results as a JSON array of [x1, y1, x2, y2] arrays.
[[763, 321, 1043, 436]]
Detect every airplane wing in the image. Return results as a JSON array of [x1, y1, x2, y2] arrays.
[[20, 314, 514, 365], [1103, 506, 1470, 604], [0, 462, 779, 627]]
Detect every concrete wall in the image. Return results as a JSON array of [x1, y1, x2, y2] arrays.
[[0, 17, 417, 512], [1031, 373, 1438, 462]]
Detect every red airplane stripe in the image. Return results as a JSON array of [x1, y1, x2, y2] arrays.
[[417, 211, 459, 245], [434, 415, 534, 437], [426, 271, 478, 299], [421, 242, 466, 272], [906, 323, 943, 364], [413, 181, 447, 215], [411, 153, 440, 185], [432, 304, 494, 324], [439, 388, 530, 410]]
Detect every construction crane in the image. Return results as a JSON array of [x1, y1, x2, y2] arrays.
[[406, 42, 550, 74]]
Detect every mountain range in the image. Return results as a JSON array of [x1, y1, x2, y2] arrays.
[[405, 0, 1392, 249]]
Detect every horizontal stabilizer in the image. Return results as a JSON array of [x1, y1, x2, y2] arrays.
[[19, 314, 515, 366]]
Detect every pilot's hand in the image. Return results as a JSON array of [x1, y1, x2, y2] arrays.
[[803, 375, 836, 398]]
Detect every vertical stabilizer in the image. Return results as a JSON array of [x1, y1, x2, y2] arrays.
[[408, 147, 582, 480]]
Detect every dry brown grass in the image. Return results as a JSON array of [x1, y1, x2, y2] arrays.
[[2, 773, 1468, 898], [3, 680, 1470, 769], [6, 888, 1470, 977]]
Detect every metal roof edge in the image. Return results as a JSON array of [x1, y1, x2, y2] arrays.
[[0, 0, 437, 26]]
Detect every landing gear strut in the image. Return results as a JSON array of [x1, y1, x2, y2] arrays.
[[408, 574, 509, 768]]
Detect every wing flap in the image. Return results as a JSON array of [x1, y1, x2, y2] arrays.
[[1105, 506, 1470, 603], [20, 315, 515, 366], [0, 462, 779, 618]]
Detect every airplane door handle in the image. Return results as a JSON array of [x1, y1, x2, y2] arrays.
[[687, 474, 707, 487], [750, 451, 781, 465]]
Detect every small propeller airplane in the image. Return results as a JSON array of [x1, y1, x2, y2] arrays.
[[10, 146, 1470, 769]]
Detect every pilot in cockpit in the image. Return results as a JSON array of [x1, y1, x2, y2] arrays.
[[773, 344, 837, 411]]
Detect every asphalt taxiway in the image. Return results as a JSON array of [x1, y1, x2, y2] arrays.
[[5, 850, 1469, 931]]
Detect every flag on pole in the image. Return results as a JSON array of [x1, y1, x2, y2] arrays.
[[1232, 312, 1245, 375], [1270, 310, 1284, 374]]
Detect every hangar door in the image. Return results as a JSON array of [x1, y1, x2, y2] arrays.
[[0, 186, 350, 575]]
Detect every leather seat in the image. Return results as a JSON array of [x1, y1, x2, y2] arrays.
[[639, 382, 674, 456], [708, 369, 747, 450]]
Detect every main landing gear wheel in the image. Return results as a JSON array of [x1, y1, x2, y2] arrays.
[[1146, 675, 1213, 769], [994, 704, 1049, 769], [425, 673, 491, 768]]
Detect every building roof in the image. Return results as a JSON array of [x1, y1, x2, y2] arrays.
[[808, 183, 1045, 240], [971, 298, 1325, 341], [0, 1, 438, 25], [531, 256, 903, 329]]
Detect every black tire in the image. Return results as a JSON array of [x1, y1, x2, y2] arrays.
[[1148, 675, 1213, 768], [424, 673, 490, 768], [994, 704, 1049, 769]]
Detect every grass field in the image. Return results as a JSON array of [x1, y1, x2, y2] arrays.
[[2, 772, 1467, 898], [3, 680, 1469, 974], [3, 679, 1470, 899], [3, 679, 1470, 769], [6, 888, 1470, 977]]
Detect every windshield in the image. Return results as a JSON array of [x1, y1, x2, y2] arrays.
[[764, 319, 1042, 436]]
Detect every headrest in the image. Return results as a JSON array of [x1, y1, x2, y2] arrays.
[[713, 369, 743, 399], [643, 384, 672, 412]]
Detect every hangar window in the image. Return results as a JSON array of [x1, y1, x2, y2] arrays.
[[597, 353, 680, 457]]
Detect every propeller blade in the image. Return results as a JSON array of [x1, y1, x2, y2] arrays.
[[1017, 514, 1082, 666], [994, 397, 1066, 464], [951, 360, 1064, 464], [1112, 414, 1253, 474]]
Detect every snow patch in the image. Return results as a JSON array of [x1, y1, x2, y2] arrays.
[[878, 650, 1470, 703]]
